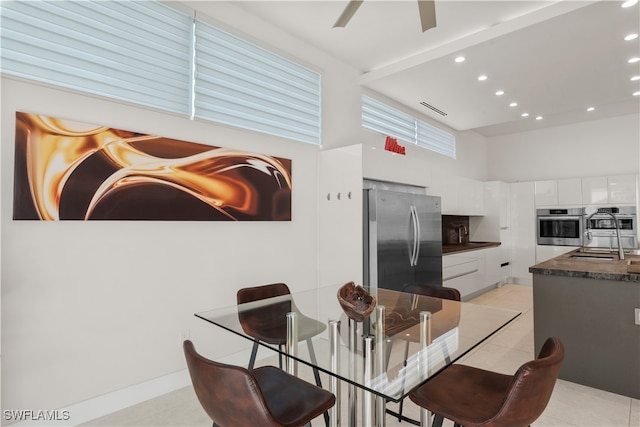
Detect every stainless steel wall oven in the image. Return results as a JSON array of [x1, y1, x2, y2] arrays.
[[584, 206, 637, 249], [536, 208, 584, 246]]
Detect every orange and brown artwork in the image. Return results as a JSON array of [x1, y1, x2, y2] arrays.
[[13, 112, 292, 221]]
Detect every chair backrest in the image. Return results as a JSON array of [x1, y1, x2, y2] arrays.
[[402, 283, 461, 301], [237, 282, 291, 304], [491, 337, 564, 427], [183, 340, 281, 427], [237, 283, 292, 343]]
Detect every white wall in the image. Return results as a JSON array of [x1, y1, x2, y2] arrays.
[[487, 114, 640, 182], [1, 77, 323, 413], [0, 1, 493, 418]]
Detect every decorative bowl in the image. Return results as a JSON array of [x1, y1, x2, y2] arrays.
[[337, 281, 376, 322]]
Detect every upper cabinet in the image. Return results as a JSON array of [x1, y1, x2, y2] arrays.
[[534, 178, 582, 206], [582, 174, 637, 206], [430, 174, 485, 216], [535, 175, 638, 207]]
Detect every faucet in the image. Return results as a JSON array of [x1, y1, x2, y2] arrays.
[[585, 208, 624, 260], [457, 224, 468, 244]]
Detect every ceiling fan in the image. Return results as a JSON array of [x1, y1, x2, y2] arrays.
[[333, 0, 437, 32]]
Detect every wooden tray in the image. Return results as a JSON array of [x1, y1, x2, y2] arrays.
[[626, 260, 640, 274]]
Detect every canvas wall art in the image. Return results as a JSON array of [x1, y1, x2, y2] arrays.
[[13, 112, 292, 221]]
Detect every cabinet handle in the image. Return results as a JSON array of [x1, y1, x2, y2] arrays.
[[443, 268, 479, 281]]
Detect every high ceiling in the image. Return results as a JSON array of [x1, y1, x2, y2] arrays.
[[210, 0, 640, 137]]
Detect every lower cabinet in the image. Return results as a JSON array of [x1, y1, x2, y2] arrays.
[[443, 253, 481, 299], [443, 247, 507, 300]]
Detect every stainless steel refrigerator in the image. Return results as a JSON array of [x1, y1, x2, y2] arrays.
[[363, 180, 442, 292]]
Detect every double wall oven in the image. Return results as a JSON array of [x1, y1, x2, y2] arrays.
[[537, 206, 638, 248]]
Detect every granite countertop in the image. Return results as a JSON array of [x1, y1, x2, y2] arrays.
[[529, 248, 640, 282], [442, 241, 501, 255]]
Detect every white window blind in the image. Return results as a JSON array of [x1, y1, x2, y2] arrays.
[[194, 20, 321, 145], [362, 95, 456, 158], [417, 119, 456, 158], [1, 1, 193, 115], [362, 95, 416, 145]]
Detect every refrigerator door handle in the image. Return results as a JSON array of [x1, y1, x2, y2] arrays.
[[410, 205, 419, 266], [414, 205, 421, 265]]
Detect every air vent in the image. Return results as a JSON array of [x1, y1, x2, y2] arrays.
[[419, 101, 447, 116]]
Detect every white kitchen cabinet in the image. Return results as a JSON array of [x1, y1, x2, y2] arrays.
[[509, 181, 536, 284], [557, 178, 582, 205], [535, 180, 557, 206], [608, 175, 637, 205], [582, 176, 608, 205], [442, 252, 484, 299], [431, 174, 485, 215], [582, 175, 637, 206], [535, 178, 582, 206], [484, 246, 505, 287]]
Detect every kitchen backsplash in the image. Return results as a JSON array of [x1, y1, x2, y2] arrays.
[[442, 215, 470, 244]]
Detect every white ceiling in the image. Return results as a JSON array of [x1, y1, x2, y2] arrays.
[[221, 0, 640, 137]]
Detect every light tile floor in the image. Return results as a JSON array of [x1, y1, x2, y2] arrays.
[[83, 285, 640, 427]]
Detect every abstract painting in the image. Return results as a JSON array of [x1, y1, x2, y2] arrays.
[[13, 112, 292, 221]]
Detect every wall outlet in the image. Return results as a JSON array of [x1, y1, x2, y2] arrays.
[[635, 308, 640, 326]]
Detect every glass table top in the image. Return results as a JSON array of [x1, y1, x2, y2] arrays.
[[195, 283, 520, 402]]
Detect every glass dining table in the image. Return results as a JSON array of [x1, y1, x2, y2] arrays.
[[195, 283, 520, 427]]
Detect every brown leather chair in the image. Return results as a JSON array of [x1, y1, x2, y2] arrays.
[[394, 284, 461, 422], [237, 283, 325, 371], [409, 336, 564, 427], [184, 340, 335, 427], [237, 283, 329, 425]]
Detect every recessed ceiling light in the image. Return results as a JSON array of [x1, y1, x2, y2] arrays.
[[536, 116, 543, 120], [625, 33, 639, 41], [628, 57, 640, 63], [521, 113, 529, 117], [495, 90, 505, 96], [455, 56, 466, 63], [509, 102, 518, 107], [622, 0, 638, 8], [632, 75, 640, 81], [587, 107, 595, 112], [634, 91, 640, 96], [478, 75, 488, 81]]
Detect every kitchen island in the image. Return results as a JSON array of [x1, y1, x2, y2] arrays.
[[529, 249, 640, 398]]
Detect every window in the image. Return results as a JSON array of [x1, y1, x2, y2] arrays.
[[1, 1, 193, 115], [194, 21, 321, 146], [362, 95, 456, 158], [1, 1, 322, 145]]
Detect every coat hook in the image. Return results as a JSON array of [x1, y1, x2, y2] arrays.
[[348, 191, 352, 199], [337, 192, 341, 200], [327, 193, 331, 200]]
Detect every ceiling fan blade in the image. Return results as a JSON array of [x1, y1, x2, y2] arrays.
[[333, 0, 364, 28], [417, 0, 437, 32]]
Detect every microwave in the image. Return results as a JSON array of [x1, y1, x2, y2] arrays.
[[536, 208, 584, 246]]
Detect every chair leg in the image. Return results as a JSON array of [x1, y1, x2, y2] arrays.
[[432, 414, 444, 427], [397, 339, 411, 420], [278, 344, 283, 369], [248, 341, 259, 369]]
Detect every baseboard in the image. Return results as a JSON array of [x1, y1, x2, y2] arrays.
[[9, 347, 257, 426]]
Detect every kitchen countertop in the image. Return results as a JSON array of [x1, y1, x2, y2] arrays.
[[443, 241, 501, 255], [529, 248, 640, 282]]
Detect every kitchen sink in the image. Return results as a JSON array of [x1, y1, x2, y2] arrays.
[[577, 247, 640, 256], [569, 254, 614, 261]]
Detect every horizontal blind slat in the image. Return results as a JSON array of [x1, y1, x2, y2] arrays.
[[1, 1, 192, 114]]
